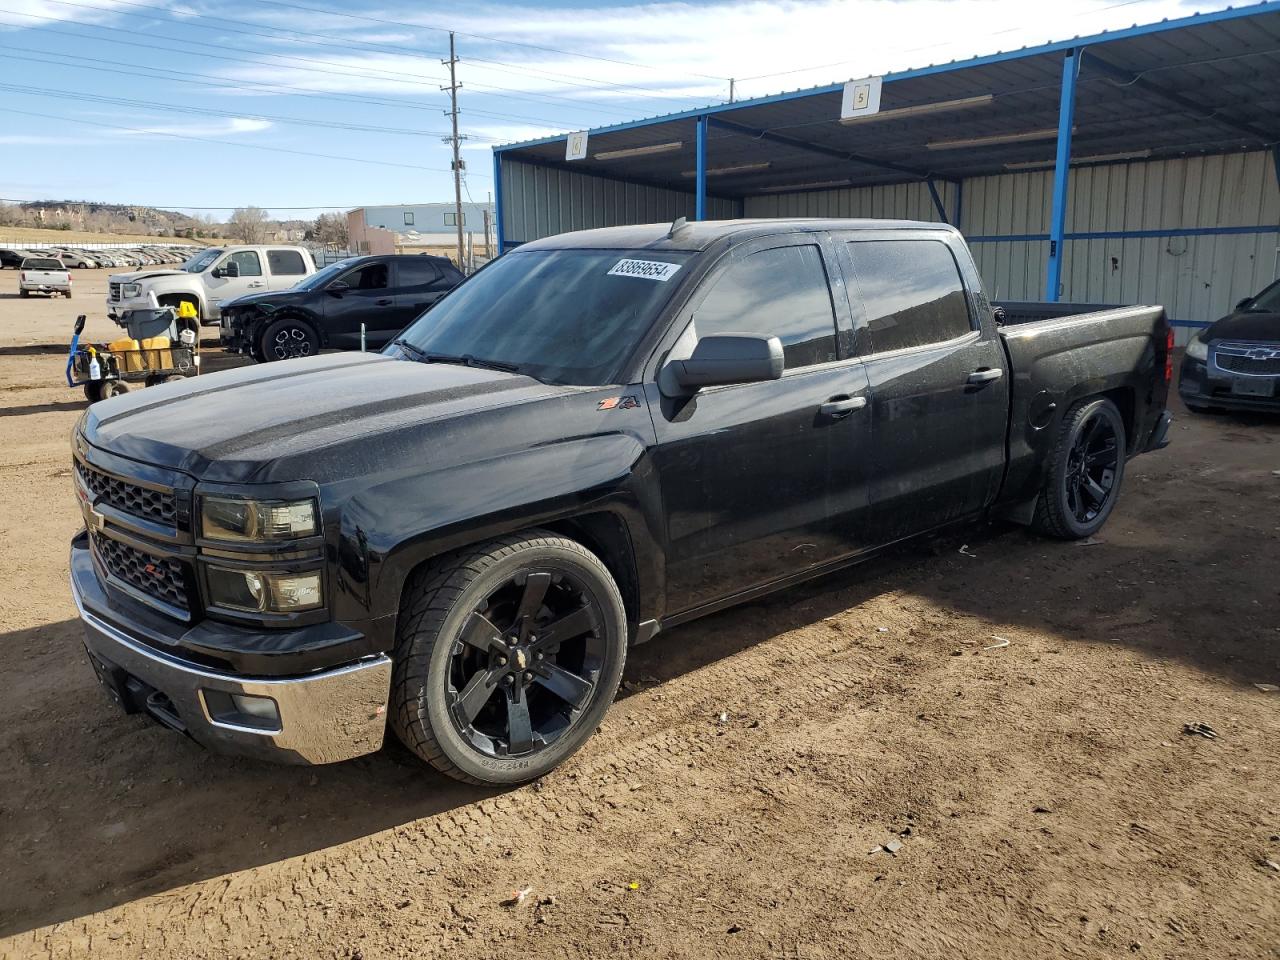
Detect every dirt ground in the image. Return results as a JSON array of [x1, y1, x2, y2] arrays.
[[1, 271, 1277, 960]]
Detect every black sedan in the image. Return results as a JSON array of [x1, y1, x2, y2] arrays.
[[1180, 279, 1280, 413], [220, 254, 464, 362]]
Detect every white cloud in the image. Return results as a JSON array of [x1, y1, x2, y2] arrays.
[[0, 0, 157, 29], [104, 117, 273, 138]]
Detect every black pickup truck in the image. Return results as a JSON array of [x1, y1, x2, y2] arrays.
[[70, 219, 1172, 784], [219, 254, 464, 361]]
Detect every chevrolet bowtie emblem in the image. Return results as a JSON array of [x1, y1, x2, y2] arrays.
[[514, 648, 528, 671]]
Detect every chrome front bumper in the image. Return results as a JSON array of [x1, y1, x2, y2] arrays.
[[73, 576, 392, 765]]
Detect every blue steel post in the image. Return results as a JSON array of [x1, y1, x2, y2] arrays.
[[926, 179, 949, 224], [695, 115, 708, 221], [492, 150, 506, 255], [1046, 48, 1080, 301]]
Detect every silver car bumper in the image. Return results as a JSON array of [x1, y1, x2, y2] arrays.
[[73, 577, 392, 765]]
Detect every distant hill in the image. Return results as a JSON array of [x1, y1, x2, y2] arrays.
[[0, 200, 218, 239]]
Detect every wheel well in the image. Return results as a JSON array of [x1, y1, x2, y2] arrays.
[[540, 513, 640, 631], [157, 292, 200, 310], [1095, 387, 1136, 452], [262, 311, 324, 347]]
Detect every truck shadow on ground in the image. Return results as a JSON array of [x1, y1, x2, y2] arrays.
[[3, 484, 1277, 939]]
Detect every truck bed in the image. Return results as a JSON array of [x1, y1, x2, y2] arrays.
[[994, 302, 1170, 517]]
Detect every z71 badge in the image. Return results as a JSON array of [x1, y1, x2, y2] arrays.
[[597, 395, 641, 411]]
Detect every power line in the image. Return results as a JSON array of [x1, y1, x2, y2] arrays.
[[0, 105, 491, 177], [0, 82, 497, 139], [36, 0, 714, 106], [3, 8, 678, 121], [0, 49, 583, 131], [237, 0, 729, 83]]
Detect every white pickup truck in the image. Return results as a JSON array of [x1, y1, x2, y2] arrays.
[[106, 245, 316, 324], [19, 257, 73, 298]]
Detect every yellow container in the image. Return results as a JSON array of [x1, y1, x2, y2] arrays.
[[140, 335, 172, 371], [107, 337, 145, 372]]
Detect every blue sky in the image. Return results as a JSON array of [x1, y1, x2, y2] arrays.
[[0, 0, 1225, 218]]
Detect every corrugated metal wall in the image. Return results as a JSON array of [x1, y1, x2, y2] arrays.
[[500, 158, 736, 244], [745, 179, 957, 224]]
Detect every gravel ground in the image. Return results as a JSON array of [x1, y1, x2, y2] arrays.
[[1, 271, 1278, 959]]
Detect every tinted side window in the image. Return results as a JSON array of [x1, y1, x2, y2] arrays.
[[267, 249, 307, 275], [341, 262, 389, 290], [226, 250, 262, 277], [847, 240, 972, 354], [693, 244, 837, 369], [397, 258, 442, 287]]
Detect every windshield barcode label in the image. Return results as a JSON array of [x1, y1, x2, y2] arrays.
[[607, 259, 682, 282]]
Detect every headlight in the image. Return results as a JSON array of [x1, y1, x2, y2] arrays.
[[206, 567, 323, 613], [1185, 334, 1210, 361], [200, 496, 318, 542], [122, 282, 141, 298]]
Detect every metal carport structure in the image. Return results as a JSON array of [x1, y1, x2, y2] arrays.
[[492, 2, 1280, 334]]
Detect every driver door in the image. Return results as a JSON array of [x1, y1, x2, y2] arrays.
[[322, 259, 393, 348], [646, 235, 873, 615], [207, 250, 265, 308]]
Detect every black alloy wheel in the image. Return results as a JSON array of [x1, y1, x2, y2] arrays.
[[1064, 411, 1119, 524], [390, 531, 627, 785], [262, 317, 319, 361], [446, 570, 604, 759], [1033, 396, 1127, 540]]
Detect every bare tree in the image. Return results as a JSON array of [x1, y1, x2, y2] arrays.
[[228, 206, 269, 243], [310, 212, 348, 247]]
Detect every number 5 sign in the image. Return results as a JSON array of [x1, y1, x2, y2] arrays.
[[566, 131, 589, 161], [840, 77, 883, 120]]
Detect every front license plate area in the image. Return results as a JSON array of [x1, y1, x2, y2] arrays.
[[1232, 377, 1277, 397], [84, 647, 143, 714]]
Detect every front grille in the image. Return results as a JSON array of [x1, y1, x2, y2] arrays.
[[1215, 351, 1280, 376], [77, 461, 176, 525], [92, 531, 189, 612], [109, 281, 121, 301]]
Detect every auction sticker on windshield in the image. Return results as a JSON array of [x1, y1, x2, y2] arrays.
[[607, 259, 683, 282]]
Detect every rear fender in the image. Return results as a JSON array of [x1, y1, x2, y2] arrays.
[[334, 433, 666, 629]]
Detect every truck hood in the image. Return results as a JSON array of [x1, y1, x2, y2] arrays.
[[82, 353, 573, 483], [108, 269, 185, 284], [1204, 311, 1280, 343]]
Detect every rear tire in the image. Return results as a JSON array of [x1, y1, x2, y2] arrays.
[[1032, 397, 1126, 540], [99, 380, 132, 399], [390, 531, 627, 786], [260, 316, 320, 362]]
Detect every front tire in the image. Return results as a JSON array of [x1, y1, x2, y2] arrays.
[[1032, 397, 1126, 539], [390, 531, 627, 786], [260, 316, 320, 361]]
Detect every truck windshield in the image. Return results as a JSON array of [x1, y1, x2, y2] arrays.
[[1244, 279, 1280, 313], [390, 248, 693, 385], [182, 248, 223, 273]]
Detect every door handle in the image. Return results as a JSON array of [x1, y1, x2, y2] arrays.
[[375, 297, 393, 306], [967, 368, 1004, 384], [819, 395, 867, 419], [247, 281, 265, 288]]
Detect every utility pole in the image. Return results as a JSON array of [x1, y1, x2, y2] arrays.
[[728, 78, 735, 103], [442, 32, 466, 270]]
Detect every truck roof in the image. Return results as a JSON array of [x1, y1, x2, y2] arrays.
[[519, 218, 959, 253]]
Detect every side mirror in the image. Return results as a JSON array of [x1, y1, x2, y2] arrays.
[[222, 261, 240, 278], [74, 314, 86, 335], [668, 334, 784, 393], [211, 267, 224, 278], [327, 280, 350, 296], [1235, 297, 1252, 311]]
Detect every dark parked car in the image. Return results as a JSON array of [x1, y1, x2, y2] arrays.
[[219, 254, 464, 361], [1179, 278, 1280, 412], [1, 248, 30, 269], [69, 219, 1171, 786]]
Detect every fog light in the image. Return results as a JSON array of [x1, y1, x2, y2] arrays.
[[232, 694, 280, 723]]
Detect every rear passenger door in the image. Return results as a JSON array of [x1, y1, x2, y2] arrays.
[[265, 249, 310, 290], [839, 233, 1008, 543], [648, 235, 873, 615]]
